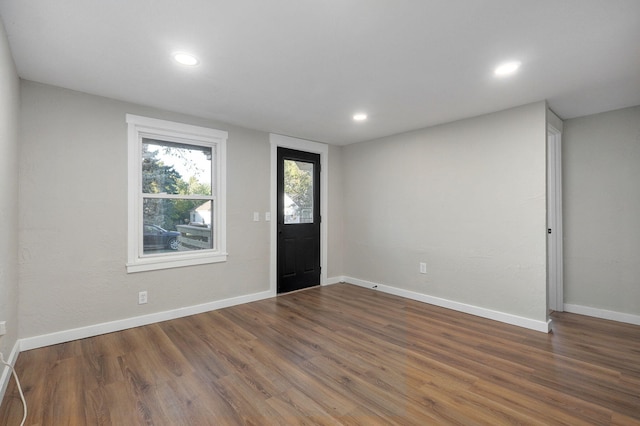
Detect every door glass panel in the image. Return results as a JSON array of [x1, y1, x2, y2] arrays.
[[284, 159, 314, 224]]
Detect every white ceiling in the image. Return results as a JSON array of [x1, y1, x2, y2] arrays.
[[1, 0, 639, 145]]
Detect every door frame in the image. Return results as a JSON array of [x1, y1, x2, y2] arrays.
[[547, 124, 564, 312], [270, 134, 328, 295]]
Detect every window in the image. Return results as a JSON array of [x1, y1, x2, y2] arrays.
[[126, 114, 227, 273]]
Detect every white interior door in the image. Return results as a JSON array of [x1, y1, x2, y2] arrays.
[[547, 125, 564, 312]]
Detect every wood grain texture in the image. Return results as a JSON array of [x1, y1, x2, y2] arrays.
[[1, 284, 639, 425]]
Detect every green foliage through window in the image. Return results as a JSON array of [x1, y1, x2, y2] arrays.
[[142, 141, 212, 232], [284, 160, 313, 210]]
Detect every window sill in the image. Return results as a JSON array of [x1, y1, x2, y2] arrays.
[[126, 252, 228, 273]]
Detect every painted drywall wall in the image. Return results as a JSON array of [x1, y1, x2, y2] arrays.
[[547, 108, 563, 132], [18, 81, 275, 339], [342, 102, 548, 322], [0, 18, 20, 365], [563, 105, 640, 315], [327, 144, 344, 279]]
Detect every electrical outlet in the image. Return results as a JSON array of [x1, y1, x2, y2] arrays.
[[0, 321, 6, 336], [419, 262, 427, 274], [265, 212, 271, 221], [138, 291, 148, 305], [253, 212, 260, 222]]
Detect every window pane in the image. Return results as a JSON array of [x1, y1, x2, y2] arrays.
[[143, 198, 213, 254], [142, 139, 212, 196], [284, 159, 314, 224]]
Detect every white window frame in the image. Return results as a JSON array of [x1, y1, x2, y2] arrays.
[[126, 114, 227, 273]]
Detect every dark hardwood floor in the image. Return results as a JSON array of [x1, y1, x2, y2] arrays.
[[1, 283, 639, 425]]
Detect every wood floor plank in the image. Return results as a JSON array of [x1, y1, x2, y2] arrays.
[[611, 412, 640, 426], [468, 378, 607, 426], [304, 354, 443, 424], [41, 356, 88, 424], [2, 283, 639, 424]]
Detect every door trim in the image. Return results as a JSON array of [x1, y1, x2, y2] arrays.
[[270, 134, 328, 295], [547, 124, 564, 312]]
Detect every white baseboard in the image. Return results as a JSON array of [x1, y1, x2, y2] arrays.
[[345, 277, 551, 333], [20, 290, 274, 351], [564, 304, 640, 326], [0, 339, 21, 404], [324, 276, 345, 286]]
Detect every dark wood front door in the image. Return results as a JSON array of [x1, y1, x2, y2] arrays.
[[277, 147, 321, 293]]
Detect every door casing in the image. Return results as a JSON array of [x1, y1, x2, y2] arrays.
[[547, 124, 564, 312], [270, 134, 328, 295]]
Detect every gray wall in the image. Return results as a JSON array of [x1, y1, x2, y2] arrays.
[[342, 102, 548, 322], [563, 106, 640, 315], [0, 18, 20, 361], [11, 63, 638, 346], [327, 144, 344, 277], [18, 81, 275, 338]]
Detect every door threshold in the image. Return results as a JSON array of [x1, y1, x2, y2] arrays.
[[277, 285, 320, 296]]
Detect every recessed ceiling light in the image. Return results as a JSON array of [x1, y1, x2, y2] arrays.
[[173, 52, 199, 66], [494, 61, 521, 77], [353, 113, 368, 121]]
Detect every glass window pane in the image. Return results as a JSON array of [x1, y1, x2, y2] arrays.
[[143, 198, 213, 254], [142, 138, 212, 196], [284, 159, 313, 224]]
